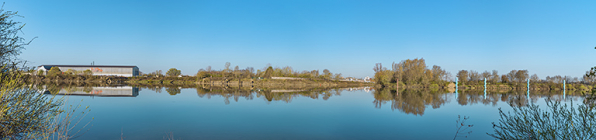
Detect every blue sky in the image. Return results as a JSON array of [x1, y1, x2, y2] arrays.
[[7, 0, 596, 78]]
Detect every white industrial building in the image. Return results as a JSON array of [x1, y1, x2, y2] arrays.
[[37, 65, 139, 77]]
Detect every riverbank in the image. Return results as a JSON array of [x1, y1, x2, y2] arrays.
[[126, 77, 372, 89], [378, 82, 594, 93], [27, 75, 373, 88]]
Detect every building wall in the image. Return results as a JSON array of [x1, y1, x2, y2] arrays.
[[133, 67, 139, 76]]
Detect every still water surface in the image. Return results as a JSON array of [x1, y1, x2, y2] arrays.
[[54, 86, 580, 140]]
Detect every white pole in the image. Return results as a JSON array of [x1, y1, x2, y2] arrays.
[[455, 77, 458, 99], [484, 78, 487, 99], [564, 80, 566, 100], [527, 79, 530, 101]]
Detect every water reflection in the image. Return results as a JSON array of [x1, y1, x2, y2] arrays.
[[129, 85, 374, 104], [39, 85, 139, 97], [36, 84, 585, 117], [373, 88, 449, 116], [194, 86, 372, 104], [372, 88, 583, 116]]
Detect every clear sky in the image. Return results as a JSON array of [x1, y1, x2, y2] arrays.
[[6, 0, 596, 79]]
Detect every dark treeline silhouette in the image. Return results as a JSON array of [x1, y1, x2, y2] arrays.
[[374, 58, 596, 91]]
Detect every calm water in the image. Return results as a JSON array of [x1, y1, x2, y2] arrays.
[[51, 86, 581, 140]]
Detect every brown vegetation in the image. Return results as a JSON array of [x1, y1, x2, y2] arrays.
[[374, 58, 595, 92]]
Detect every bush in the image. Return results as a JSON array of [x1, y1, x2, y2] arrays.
[[489, 100, 596, 139], [47, 67, 61, 77], [580, 85, 588, 91], [429, 84, 439, 89], [36, 70, 44, 76]]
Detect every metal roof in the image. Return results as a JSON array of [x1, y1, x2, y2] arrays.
[[38, 65, 137, 68]]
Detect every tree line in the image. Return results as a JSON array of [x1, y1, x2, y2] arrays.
[[374, 58, 596, 88], [455, 69, 596, 86], [138, 62, 347, 81], [373, 58, 450, 88]]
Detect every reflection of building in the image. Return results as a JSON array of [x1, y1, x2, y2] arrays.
[[43, 86, 139, 97], [37, 65, 139, 77]]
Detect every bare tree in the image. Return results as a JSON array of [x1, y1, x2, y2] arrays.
[[507, 70, 518, 83], [491, 70, 500, 83], [530, 74, 539, 82], [373, 63, 382, 73], [468, 70, 480, 83], [481, 71, 491, 81], [515, 70, 529, 83], [457, 70, 469, 84], [224, 62, 231, 72]]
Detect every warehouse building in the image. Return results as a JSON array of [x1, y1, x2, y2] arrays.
[[37, 65, 139, 77]]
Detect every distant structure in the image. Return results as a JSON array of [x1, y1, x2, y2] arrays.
[[37, 65, 139, 77], [364, 76, 371, 82]]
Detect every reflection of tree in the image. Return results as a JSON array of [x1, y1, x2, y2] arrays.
[[193, 86, 345, 104], [166, 87, 181, 95], [455, 91, 543, 107], [83, 86, 93, 93], [374, 88, 585, 116], [373, 88, 448, 116], [196, 87, 254, 104], [147, 86, 162, 93], [490, 68, 596, 139], [45, 84, 62, 94]]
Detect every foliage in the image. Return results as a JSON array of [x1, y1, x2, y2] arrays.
[[47, 67, 61, 77], [195, 86, 343, 104], [453, 115, 473, 140], [488, 100, 596, 139], [456, 70, 469, 85], [166, 87, 181, 95], [0, 69, 62, 139], [374, 58, 449, 87], [507, 70, 529, 84], [0, 4, 92, 139], [374, 69, 392, 86], [0, 5, 35, 66], [196, 69, 209, 79], [82, 69, 93, 76], [63, 69, 75, 75], [166, 68, 181, 77], [37, 70, 44, 76], [372, 88, 448, 116], [489, 64, 596, 139], [374, 59, 593, 90], [263, 66, 273, 78]]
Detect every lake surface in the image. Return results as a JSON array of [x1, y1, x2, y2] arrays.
[[50, 86, 582, 140]]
